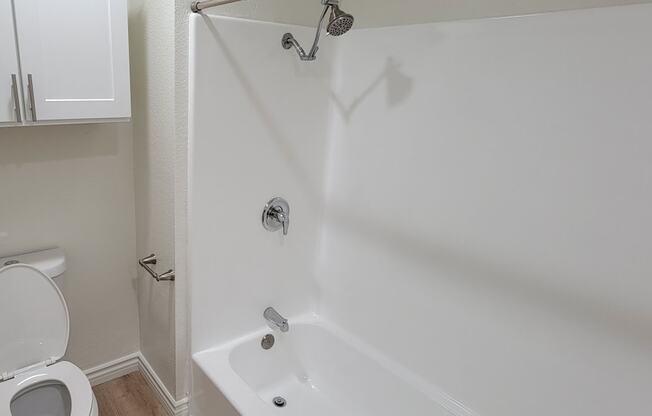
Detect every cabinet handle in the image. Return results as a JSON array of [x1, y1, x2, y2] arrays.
[[10, 74, 21, 123], [27, 74, 37, 121]]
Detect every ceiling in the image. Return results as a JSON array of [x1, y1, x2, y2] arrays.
[[206, 0, 652, 27]]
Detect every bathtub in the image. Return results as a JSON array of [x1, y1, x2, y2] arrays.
[[193, 316, 475, 416]]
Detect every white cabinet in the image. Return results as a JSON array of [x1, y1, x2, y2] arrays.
[[0, 0, 22, 125], [1, 0, 131, 125]]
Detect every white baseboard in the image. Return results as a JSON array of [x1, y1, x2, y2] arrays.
[[84, 352, 140, 386], [85, 352, 189, 416], [138, 352, 190, 416]]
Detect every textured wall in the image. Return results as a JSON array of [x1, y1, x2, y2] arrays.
[[128, 0, 178, 398], [0, 123, 140, 370]]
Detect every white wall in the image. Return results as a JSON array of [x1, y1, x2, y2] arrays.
[[176, 1, 323, 402], [128, 0, 179, 397], [189, 16, 334, 353], [0, 123, 140, 370], [318, 4, 652, 416]]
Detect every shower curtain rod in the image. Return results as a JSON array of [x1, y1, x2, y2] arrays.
[[191, 0, 242, 13]]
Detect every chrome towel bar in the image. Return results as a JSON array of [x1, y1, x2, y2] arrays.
[[139, 254, 175, 282], [191, 0, 242, 13]]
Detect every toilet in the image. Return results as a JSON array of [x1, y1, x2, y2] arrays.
[[0, 248, 98, 416]]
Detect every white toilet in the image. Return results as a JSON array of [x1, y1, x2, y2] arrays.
[[0, 248, 98, 416]]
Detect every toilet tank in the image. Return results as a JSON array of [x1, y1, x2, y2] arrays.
[[0, 248, 66, 289]]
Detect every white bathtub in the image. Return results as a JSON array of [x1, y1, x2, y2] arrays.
[[193, 316, 474, 416]]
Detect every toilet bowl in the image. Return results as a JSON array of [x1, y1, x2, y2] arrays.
[[0, 249, 98, 416]]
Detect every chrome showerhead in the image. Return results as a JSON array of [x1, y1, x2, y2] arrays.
[[282, 1, 355, 61], [327, 5, 354, 36]]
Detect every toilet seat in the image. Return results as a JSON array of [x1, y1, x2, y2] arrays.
[[0, 264, 94, 416], [0, 361, 94, 416]]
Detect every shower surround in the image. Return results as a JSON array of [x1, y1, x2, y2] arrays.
[[189, 5, 652, 416]]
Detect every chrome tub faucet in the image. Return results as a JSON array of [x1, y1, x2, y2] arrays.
[[264, 307, 289, 332]]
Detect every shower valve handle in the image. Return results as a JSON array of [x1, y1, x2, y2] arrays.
[[262, 197, 290, 236], [274, 210, 289, 236]]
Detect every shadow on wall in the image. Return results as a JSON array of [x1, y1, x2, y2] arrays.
[[123, 4, 153, 325], [324, 205, 652, 351], [127, 2, 152, 247], [0, 124, 122, 165], [330, 57, 414, 122], [200, 15, 325, 207]]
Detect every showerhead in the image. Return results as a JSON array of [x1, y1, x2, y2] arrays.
[[327, 5, 354, 36], [282, 1, 354, 61]]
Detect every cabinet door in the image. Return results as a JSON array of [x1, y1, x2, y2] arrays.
[[13, 0, 131, 122], [0, 0, 22, 125]]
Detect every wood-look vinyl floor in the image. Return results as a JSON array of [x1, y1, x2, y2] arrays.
[[93, 371, 167, 416]]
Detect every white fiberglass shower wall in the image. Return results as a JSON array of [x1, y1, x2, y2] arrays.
[[189, 5, 652, 416]]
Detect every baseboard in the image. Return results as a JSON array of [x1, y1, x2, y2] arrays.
[[85, 352, 140, 386], [84, 352, 189, 416], [138, 352, 190, 416]]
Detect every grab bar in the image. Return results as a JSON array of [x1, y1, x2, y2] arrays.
[[191, 0, 242, 13], [139, 254, 175, 282]]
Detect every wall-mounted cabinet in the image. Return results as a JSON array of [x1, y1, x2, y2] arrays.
[[0, 0, 21, 126], [1, 0, 131, 127]]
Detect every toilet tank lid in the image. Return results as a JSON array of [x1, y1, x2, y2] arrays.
[[0, 248, 66, 278]]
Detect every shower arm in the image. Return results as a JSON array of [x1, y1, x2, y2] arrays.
[[307, 5, 331, 58], [282, 4, 330, 61]]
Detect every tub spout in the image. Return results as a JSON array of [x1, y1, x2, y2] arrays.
[[264, 307, 289, 332]]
